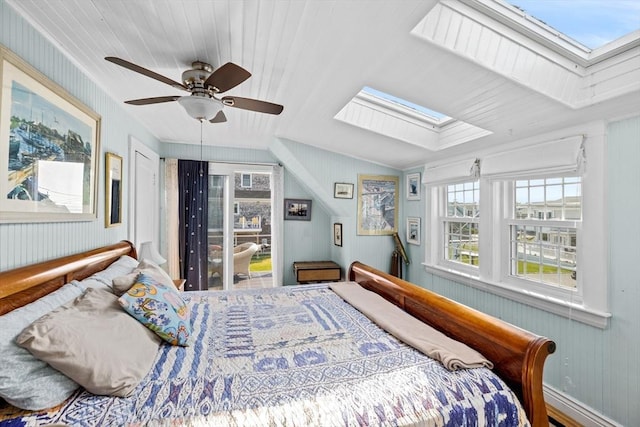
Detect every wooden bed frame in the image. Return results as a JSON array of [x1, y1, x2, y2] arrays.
[[0, 241, 555, 426], [0, 241, 136, 316], [349, 261, 556, 427]]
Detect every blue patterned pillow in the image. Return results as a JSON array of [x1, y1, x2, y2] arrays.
[[118, 273, 191, 346]]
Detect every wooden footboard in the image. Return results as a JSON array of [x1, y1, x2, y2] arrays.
[[0, 241, 136, 315], [348, 261, 556, 427]]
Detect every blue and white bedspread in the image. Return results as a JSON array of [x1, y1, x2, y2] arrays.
[[9, 284, 529, 426]]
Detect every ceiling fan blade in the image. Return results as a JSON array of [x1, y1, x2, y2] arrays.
[[209, 110, 227, 123], [204, 62, 251, 93], [222, 96, 284, 115], [105, 57, 187, 91], [124, 96, 180, 105]]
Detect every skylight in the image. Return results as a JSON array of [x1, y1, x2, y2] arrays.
[[506, 0, 640, 49], [362, 86, 451, 124], [334, 86, 492, 151]]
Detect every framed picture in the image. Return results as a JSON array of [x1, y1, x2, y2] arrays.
[[105, 152, 123, 227], [357, 174, 399, 235], [407, 217, 421, 245], [333, 222, 343, 246], [284, 198, 312, 221], [406, 172, 421, 200], [0, 46, 101, 223], [334, 182, 354, 199]]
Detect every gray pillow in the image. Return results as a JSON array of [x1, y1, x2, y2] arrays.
[[17, 288, 161, 397], [0, 283, 83, 410]]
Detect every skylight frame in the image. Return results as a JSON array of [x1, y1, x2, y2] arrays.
[[461, 0, 640, 66], [360, 86, 455, 128], [505, 0, 639, 51]]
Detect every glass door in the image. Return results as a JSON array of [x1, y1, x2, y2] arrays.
[[207, 164, 276, 290], [207, 174, 226, 290]]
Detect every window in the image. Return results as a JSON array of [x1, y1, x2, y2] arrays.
[[444, 181, 479, 268], [423, 128, 609, 328], [241, 173, 252, 188], [508, 177, 580, 289]]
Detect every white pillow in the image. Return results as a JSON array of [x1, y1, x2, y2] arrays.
[[87, 255, 138, 290], [111, 259, 175, 296], [0, 283, 83, 410]]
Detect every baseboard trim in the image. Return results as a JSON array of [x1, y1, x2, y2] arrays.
[[544, 385, 621, 427]]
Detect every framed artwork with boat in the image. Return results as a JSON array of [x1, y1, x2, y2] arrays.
[[0, 45, 101, 223]]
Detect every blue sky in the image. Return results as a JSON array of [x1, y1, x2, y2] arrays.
[[363, 87, 449, 120], [507, 0, 640, 48]]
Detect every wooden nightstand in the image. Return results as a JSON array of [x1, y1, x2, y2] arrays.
[[293, 261, 341, 284], [173, 279, 186, 291]]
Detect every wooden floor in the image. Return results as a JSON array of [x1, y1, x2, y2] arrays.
[[547, 404, 579, 427], [208, 272, 273, 291]]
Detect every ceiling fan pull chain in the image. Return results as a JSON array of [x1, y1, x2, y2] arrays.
[[199, 119, 204, 176]]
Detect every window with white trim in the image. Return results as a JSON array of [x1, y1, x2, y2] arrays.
[[509, 177, 580, 289], [444, 181, 480, 268], [241, 173, 252, 188], [423, 127, 610, 328]]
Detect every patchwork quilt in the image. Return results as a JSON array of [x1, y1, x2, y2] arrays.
[[3, 284, 529, 426]]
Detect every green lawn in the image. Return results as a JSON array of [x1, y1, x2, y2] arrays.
[[517, 262, 572, 275], [250, 254, 272, 272]]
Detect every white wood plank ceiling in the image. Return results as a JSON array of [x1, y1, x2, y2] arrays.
[[6, 0, 640, 169]]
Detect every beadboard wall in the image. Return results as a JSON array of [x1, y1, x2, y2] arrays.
[[404, 115, 640, 427], [273, 138, 401, 279], [0, 0, 160, 271]]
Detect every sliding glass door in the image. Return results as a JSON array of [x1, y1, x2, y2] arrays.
[[207, 163, 280, 290]]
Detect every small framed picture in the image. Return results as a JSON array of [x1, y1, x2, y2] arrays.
[[406, 172, 421, 201], [105, 152, 123, 228], [284, 198, 312, 221], [334, 182, 354, 199], [333, 223, 343, 246], [407, 217, 421, 245]]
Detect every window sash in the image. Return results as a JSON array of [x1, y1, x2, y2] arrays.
[[444, 218, 480, 267], [508, 223, 577, 290]]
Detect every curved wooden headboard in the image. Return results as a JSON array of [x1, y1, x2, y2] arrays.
[[348, 261, 556, 427], [0, 241, 136, 315]]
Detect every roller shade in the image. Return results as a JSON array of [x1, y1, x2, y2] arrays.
[[482, 135, 585, 178]]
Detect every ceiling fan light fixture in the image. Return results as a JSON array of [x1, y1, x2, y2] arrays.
[[178, 95, 223, 121]]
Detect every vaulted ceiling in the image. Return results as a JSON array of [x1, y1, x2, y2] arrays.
[[7, 0, 640, 169]]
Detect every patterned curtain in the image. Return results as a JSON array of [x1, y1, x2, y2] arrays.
[[178, 160, 209, 291]]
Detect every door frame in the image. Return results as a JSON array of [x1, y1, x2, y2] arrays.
[[209, 162, 278, 290], [127, 136, 160, 249]]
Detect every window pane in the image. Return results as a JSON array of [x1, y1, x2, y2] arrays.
[[445, 220, 479, 267], [530, 186, 544, 203], [513, 177, 581, 221], [510, 224, 576, 289], [447, 180, 479, 219]]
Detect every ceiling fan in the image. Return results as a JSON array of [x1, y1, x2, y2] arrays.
[[105, 57, 283, 123]]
